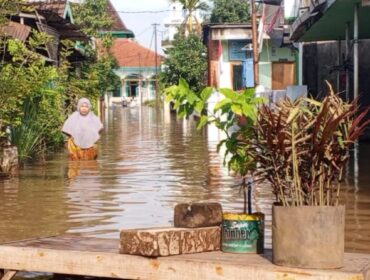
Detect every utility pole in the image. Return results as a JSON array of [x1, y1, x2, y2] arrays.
[[152, 23, 160, 107], [139, 53, 142, 105], [251, 0, 259, 86]]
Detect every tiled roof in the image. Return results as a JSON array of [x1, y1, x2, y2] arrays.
[[109, 39, 162, 68], [25, 0, 67, 18], [106, 0, 127, 32]]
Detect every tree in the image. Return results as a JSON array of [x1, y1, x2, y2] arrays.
[[0, 0, 23, 27], [72, 0, 121, 100], [0, 31, 65, 155], [58, 41, 121, 115], [161, 33, 207, 92], [170, 0, 209, 35], [73, 0, 113, 37], [210, 0, 250, 24]]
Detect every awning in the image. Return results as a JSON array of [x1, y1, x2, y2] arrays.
[[37, 10, 89, 41], [291, 0, 370, 42]]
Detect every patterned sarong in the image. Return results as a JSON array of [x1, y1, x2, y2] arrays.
[[67, 138, 98, 161]]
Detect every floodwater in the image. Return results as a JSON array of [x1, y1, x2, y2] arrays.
[[1, 106, 370, 278]]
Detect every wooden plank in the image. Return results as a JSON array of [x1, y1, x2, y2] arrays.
[[272, 62, 296, 90], [1, 270, 17, 280], [0, 237, 370, 280], [1, 235, 117, 253]]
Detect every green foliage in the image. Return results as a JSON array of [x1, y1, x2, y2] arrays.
[[0, 0, 24, 27], [165, 78, 264, 177], [210, 0, 250, 24], [161, 34, 207, 93], [165, 78, 265, 213], [0, 31, 61, 147], [0, 0, 119, 161], [10, 97, 63, 161], [72, 0, 113, 37], [58, 40, 120, 115]]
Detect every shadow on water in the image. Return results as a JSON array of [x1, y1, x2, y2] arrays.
[[1, 106, 370, 279]]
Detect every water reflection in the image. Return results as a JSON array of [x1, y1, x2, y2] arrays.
[[0, 106, 370, 257]]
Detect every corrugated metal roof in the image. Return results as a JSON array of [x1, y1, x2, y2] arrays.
[[0, 21, 31, 41]]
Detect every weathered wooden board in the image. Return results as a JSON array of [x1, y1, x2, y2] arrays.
[[1, 270, 17, 280], [0, 235, 369, 280]]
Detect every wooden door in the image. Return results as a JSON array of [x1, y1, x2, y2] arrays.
[[272, 62, 296, 90], [232, 64, 243, 91]]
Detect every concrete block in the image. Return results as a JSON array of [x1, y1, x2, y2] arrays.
[[174, 202, 223, 228]]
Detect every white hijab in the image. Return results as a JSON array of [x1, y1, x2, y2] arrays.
[[62, 98, 103, 149]]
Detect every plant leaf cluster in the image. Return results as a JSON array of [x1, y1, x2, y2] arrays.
[[250, 87, 370, 206], [165, 79, 370, 208], [161, 33, 208, 93], [165, 78, 264, 178], [210, 0, 250, 24]]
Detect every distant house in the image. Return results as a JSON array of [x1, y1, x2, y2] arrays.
[[1, 0, 88, 65], [203, 23, 297, 91], [108, 38, 162, 105], [100, 0, 134, 39]]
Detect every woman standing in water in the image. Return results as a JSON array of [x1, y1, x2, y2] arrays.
[[62, 98, 103, 160]]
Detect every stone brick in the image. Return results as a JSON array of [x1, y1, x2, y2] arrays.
[[174, 202, 223, 228], [119, 226, 221, 257]]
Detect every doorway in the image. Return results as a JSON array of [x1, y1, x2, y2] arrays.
[[232, 64, 243, 91]]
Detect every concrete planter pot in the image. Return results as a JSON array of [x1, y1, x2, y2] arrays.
[[0, 145, 19, 177], [272, 205, 345, 269], [221, 212, 264, 254]]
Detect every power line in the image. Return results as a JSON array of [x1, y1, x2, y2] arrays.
[[136, 25, 153, 37], [116, 9, 172, 14]]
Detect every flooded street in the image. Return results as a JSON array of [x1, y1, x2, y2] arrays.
[[1, 105, 370, 266]]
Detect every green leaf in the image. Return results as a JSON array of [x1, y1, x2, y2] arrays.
[[165, 94, 174, 103], [187, 91, 198, 105], [200, 87, 213, 101], [231, 104, 242, 115], [197, 115, 209, 129], [195, 100, 205, 113], [220, 88, 236, 99], [179, 77, 190, 90], [214, 98, 231, 112], [242, 104, 255, 119]]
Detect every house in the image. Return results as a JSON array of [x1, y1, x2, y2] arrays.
[[100, 0, 134, 39], [1, 0, 89, 65], [290, 0, 370, 101], [108, 38, 162, 105], [96, 1, 162, 106], [203, 23, 297, 91]]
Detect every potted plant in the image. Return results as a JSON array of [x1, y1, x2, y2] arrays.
[[165, 78, 265, 254], [244, 84, 370, 268]]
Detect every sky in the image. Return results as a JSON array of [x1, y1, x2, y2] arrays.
[[111, 0, 171, 54]]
